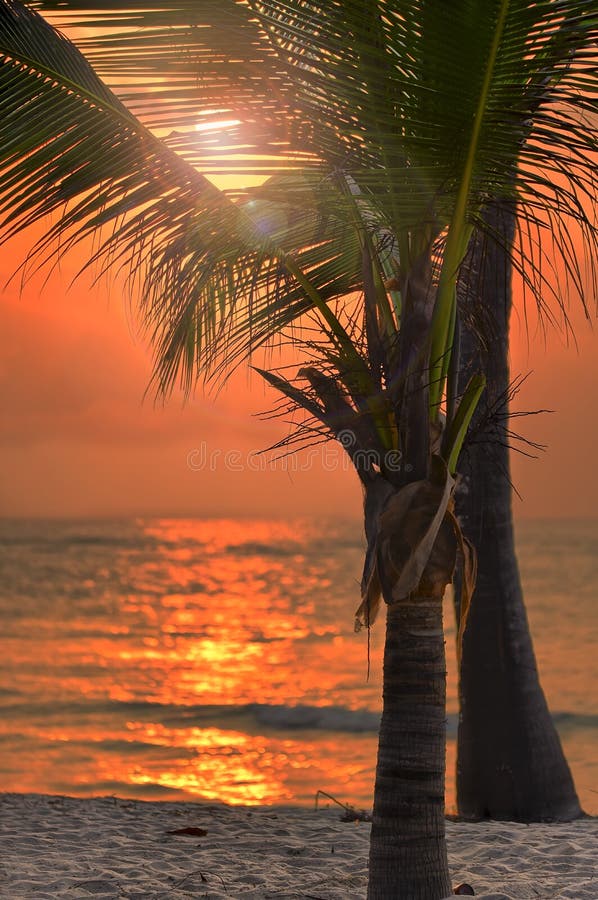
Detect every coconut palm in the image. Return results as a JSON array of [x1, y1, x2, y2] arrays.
[[453, 19, 597, 817], [26, 0, 598, 829], [454, 200, 585, 822], [1, 1, 596, 896]]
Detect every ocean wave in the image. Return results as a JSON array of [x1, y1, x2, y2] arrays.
[[139, 700, 382, 733], [0, 534, 151, 551], [224, 542, 305, 558], [3, 696, 596, 737], [247, 703, 380, 732], [552, 712, 598, 731]]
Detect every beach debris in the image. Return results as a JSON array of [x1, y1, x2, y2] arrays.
[[166, 826, 208, 836], [315, 790, 372, 822], [454, 884, 475, 895], [171, 868, 228, 892]]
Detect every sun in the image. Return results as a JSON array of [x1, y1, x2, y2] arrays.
[[194, 113, 241, 134]]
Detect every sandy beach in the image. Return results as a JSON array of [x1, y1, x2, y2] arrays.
[[0, 794, 596, 899]]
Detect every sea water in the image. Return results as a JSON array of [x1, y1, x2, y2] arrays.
[[0, 517, 596, 812]]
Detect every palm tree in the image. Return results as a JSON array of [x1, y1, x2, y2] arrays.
[[1, 2, 596, 896], [29, 0, 598, 831], [453, 19, 597, 818], [455, 200, 584, 821]]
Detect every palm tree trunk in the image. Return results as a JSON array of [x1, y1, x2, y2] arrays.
[[368, 592, 452, 899], [455, 198, 581, 821]]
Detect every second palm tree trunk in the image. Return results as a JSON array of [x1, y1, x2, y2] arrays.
[[455, 198, 581, 821]]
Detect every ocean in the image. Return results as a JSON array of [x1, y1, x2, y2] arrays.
[[0, 517, 596, 814]]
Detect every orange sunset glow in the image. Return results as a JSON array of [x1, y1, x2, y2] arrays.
[[2, 515, 595, 811], [1, 221, 597, 520], [0, 5, 596, 843]]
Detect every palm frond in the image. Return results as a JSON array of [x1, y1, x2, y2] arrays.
[[29, 0, 320, 175], [4, 0, 597, 407], [0, 0, 241, 269], [30, 2, 597, 229], [0, 1, 376, 396]]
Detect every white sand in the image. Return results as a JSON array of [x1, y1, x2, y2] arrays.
[[0, 794, 596, 899]]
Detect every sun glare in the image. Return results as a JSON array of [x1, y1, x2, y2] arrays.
[[194, 118, 242, 134]]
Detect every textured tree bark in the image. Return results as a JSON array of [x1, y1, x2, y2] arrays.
[[455, 198, 581, 821], [367, 594, 452, 899]]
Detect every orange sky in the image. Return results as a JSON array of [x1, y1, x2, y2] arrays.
[[1, 13, 595, 521], [1, 219, 596, 521]]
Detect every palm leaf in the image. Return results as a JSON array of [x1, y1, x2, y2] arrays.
[[0, 0, 241, 267], [30, 1, 597, 231], [0, 1, 380, 396], [28, 3, 597, 365], [3, 0, 597, 406]]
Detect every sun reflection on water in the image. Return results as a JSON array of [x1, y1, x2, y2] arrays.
[[2, 517, 595, 812], [98, 519, 383, 804], [122, 721, 381, 806]]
